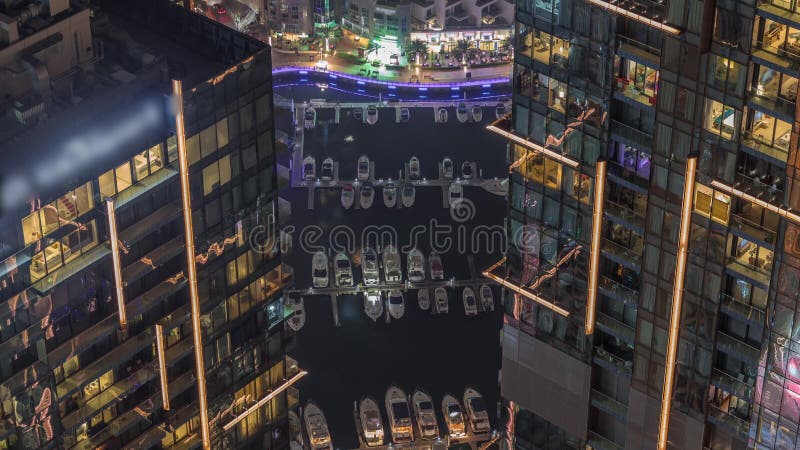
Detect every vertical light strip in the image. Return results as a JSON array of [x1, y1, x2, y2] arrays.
[[585, 159, 607, 335], [657, 154, 698, 450], [155, 323, 170, 411], [106, 199, 127, 333], [172, 79, 211, 450]]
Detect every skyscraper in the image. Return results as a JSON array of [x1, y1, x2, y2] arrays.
[[488, 0, 800, 448], [0, 0, 300, 448]]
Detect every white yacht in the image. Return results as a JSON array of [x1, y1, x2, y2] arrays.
[[412, 389, 439, 440], [471, 105, 483, 122], [357, 155, 371, 181], [304, 402, 333, 450], [401, 185, 415, 208], [438, 107, 448, 123], [383, 245, 402, 283], [463, 287, 478, 316], [417, 288, 430, 311], [456, 102, 469, 123], [365, 291, 384, 322], [461, 161, 474, 180], [387, 290, 405, 319], [399, 107, 410, 123], [362, 247, 379, 286], [479, 284, 494, 311], [366, 105, 379, 125], [409, 157, 420, 180], [434, 287, 448, 314], [448, 183, 463, 207], [321, 157, 334, 181], [383, 182, 397, 208], [360, 182, 375, 209], [442, 157, 454, 179], [334, 252, 353, 287], [429, 252, 443, 280], [304, 106, 316, 130], [359, 397, 385, 447], [407, 249, 425, 282], [286, 297, 305, 331], [385, 386, 413, 443], [463, 388, 490, 434], [341, 184, 355, 209], [312, 251, 329, 288], [495, 102, 507, 119], [441, 394, 466, 438], [303, 155, 316, 181]]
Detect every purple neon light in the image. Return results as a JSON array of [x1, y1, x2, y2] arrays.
[[272, 66, 510, 88]]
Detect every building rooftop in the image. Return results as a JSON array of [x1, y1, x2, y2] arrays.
[[0, 0, 267, 229]]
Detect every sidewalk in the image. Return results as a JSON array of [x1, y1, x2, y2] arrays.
[[271, 49, 512, 84]]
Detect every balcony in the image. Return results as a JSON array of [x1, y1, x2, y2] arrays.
[[587, 430, 624, 450], [719, 293, 766, 327], [596, 312, 635, 345], [593, 346, 633, 375], [601, 238, 642, 270], [610, 119, 653, 151], [606, 160, 650, 191], [706, 404, 750, 440], [732, 172, 785, 212], [604, 199, 645, 230], [726, 256, 771, 287], [591, 389, 628, 422], [715, 330, 761, 364], [115, 167, 178, 209], [598, 275, 639, 305], [710, 368, 754, 401], [118, 203, 182, 249], [32, 245, 111, 294], [730, 213, 778, 247], [121, 237, 184, 286]]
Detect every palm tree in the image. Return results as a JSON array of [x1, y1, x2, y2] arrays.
[[499, 36, 513, 53], [408, 39, 429, 63], [454, 39, 471, 59]]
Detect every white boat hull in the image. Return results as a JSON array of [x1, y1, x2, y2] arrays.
[[366, 107, 379, 125], [471, 106, 482, 122], [359, 398, 385, 447], [386, 387, 414, 444], [418, 289, 430, 311], [383, 188, 397, 208], [287, 298, 305, 331], [304, 402, 333, 450], [360, 189, 374, 209], [365, 294, 383, 322]]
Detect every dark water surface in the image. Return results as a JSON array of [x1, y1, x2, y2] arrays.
[[276, 84, 508, 449]]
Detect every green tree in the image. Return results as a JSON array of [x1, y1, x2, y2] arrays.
[[453, 39, 471, 60], [499, 36, 513, 53], [408, 39, 429, 62]]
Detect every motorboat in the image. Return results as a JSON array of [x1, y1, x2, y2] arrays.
[[312, 251, 329, 288], [441, 394, 466, 438], [362, 247, 379, 286], [463, 287, 478, 316], [399, 107, 410, 123], [341, 184, 355, 209], [412, 389, 439, 440], [357, 155, 370, 181], [448, 183, 463, 207], [456, 102, 469, 123], [366, 105, 379, 125], [303, 156, 316, 181], [359, 397, 385, 447], [429, 252, 443, 280], [365, 291, 384, 322], [383, 245, 402, 283], [496, 102, 507, 119], [387, 290, 405, 319], [304, 106, 316, 130], [304, 402, 333, 450], [438, 107, 448, 123], [442, 157, 454, 179], [354, 107, 363, 121], [480, 284, 494, 311], [401, 185, 415, 208], [334, 252, 353, 287], [383, 182, 397, 208], [471, 105, 483, 122], [409, 157, 420, 180], [463, 388, 490, 434], [360, 182, 375, 209], [462, 161, 473, 180], [385, 386, 413, 443], [286, 296, 305, 331], [417, 288, 430, 311], [407, 248, 425, 282], [434, 287, 448, 314], [321, 157, 334, 181]]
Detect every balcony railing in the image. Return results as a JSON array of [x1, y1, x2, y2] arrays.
[[606, 159, 650, 190], [611, 119, 653, 149], [710, 368, 754, 401], [605, 199, 645, 229], [596, 312, 635, 344], [598, 275, 639, 304], [719, 293, 766, 327], [730, 213, 778, 246], [602, 238, 643, 267], [587, 430, 624, 450], [733, 171, 785, 209], [716, 330, 761, 364], [706, 404, 750, 440], [725, 257, 771, 287], [591, 389, 629, 421]]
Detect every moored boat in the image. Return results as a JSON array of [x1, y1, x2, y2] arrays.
[[360, 182, 375, 209], [417, 288, 430, 311], [304, 402, 333, 450], [383, 245, 402, 283], [456, 102, 468, 123], [441, 394, 466, 438], [383, 182, 397, 208], [286, 296, 305, 331], [385, 386, 413, 443], [412, 389, 439, 440], [471, 105, 483, 122], [387, 290, 405, 319], [407, 248, 425, 282], [401, 185, 415, 208], [366, 105, 379, 125], [341, 184, 355, 209], [359, 397, 385, 447], [304, 106, 316, 130], [463, 388, 490, 434], [434, 287, 448, 314], [364, 291, 384, 322], [312, 251, 329, 288], [480, 284, 494, 311], [438, 107, 448, 123], [463, 287, 478, 316]]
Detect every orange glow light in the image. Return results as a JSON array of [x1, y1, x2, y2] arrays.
[[585, 160, 607, 335], [106, 199, 127, 332]]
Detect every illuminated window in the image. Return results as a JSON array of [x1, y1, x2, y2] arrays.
[[695, 183, 731, 225], [703, 99, 738, 140], [99, 169, 116, 199], [115, 161, 133, 192], [187, 133, 201, 166], [216, 118, 229, 149], [200, 124, 218, 159], [30, 220, 98, 281]]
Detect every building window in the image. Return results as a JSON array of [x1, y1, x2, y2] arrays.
[[703, 99, 739, 140], [30, 220, 98, 281], [694, 183, 730, 225], [22, 182, 94, 245]]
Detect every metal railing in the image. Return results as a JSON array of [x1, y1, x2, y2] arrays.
[[602, 237, 643, 265], [587, 430, 624, 450], [706, 404, 751, 439], [719, 293, 766, 326], [710, 368, 754, 400], [730, 212, 778, 246], [610, 119, 653, 149], [716, 330, 761, 363], [598, 275, 639, 304], [605, 199, 646, 229], [593, 346, 633, 374]]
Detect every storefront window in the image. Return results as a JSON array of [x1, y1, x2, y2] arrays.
[[694, 183, 731, 225]]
